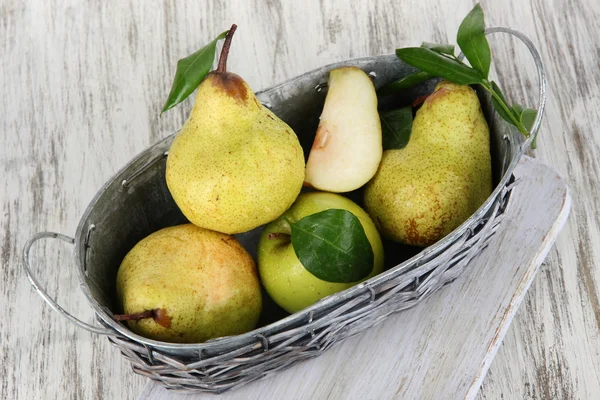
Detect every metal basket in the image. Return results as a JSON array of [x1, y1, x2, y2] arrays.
[[23, 27, 546, 393]]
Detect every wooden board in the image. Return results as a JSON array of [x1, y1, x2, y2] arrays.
[[139, 156, 571, 399], [2, 1, 599, 399]]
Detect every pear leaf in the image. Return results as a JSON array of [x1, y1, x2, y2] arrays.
[[421, 42, 456, 56], [457, 3, 491, 78], [396, 47, 483, 85], [490, 81, 517, 124], [512, 103, 538, 131], [161, 30, 229, 114], [378, 70, 434, 95], [380, 107, 413, 150], [288, 209, 374, 283]]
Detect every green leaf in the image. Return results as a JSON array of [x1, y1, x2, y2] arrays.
[[421, 42, 455, 56], [521, 108, 537, 131], [457, 3, 491, 78], [288, 209, 374, 283], [380, 107, 413, 150], [161, 30, 229, 114], [490, 81, 516, 125], [378, 71, 434, 95], [396, 47, 483, 85], [513, 104, 537, 131]]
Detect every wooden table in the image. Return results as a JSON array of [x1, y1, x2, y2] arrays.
[[1, 1, 598, 399]]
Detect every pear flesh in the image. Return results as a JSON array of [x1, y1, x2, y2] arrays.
[[364, 82, 493, 246], [304, 66, 382, 193], [116, 224, 262, 343], [166, 72, 305, 234]]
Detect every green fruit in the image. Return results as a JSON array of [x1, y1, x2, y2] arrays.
[[258, 192, 384, 313], [116, 224, 262, 343], [166, 30, 304, 234], [304, 66, 382, 192], [364, 81, 493, 246]]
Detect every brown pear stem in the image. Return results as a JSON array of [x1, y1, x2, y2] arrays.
[[217, 24, 238, 73], [114, 309, 154, 322]]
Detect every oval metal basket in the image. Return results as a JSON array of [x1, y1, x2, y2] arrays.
[[23, 27, 545, 393]]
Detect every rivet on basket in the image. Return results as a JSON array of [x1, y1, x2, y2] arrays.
[[314, 82, 327, 92]]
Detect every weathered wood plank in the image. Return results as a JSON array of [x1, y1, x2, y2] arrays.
[[1, 0, 599, 398]]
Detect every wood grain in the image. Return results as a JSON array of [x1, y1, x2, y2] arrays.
[[1, 0, 598, 398]]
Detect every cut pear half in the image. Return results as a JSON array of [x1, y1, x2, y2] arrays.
[[304, 66, 382, 193]]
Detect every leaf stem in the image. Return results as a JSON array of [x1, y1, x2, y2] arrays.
[[217, 24, 237, 73], [481, 80, 528, 135]]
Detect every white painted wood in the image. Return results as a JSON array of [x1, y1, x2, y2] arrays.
[[138, 156, 571, 400], [1, 0, 598, 399]]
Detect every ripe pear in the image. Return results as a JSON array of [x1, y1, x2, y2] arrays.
[[304, 67, 382, 192], [115, 224, 262, 343], [166, 26, 305, 234], [364, 82, 492, 246], [258, 192, 384, 313]]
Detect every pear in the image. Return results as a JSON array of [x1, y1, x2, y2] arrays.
[[364, 82, 492, 246], [258, 192, 385, 313], [304, 67, 382, 193], [166, 26, 305, 234], [115, 224, 262, 343]]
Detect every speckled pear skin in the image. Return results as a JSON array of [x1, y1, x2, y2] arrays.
[[116, 224, 262, 343], [364, 82, 492, 246], [166, 72, 305, 234]]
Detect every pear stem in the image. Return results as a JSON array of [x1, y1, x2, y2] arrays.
[[217, 24, 237, 73], [114, 309, 155, 322]]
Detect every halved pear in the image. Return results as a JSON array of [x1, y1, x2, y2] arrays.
[[304, 66, 382, 193]]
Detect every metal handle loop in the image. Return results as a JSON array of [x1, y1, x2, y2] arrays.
[[23, 231, 115, 336], [485, 27, 547, 151]]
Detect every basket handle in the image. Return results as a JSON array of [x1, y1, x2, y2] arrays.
[[484, 27, 547, 151], [23, 231, 115, 336]]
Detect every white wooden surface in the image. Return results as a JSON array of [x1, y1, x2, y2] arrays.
[[139, 156, 571, 400], [1, 0, 599, 399]]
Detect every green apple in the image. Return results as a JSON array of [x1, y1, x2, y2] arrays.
[[258, 192, 384, 313]]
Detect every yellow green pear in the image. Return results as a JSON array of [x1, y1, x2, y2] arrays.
[[364, 82, 492, 246], [166, 26, 305, 234], [258, 192, 384, 313], [115, 224, 262, 343]]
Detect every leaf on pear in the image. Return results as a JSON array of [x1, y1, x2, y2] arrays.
[[161, 30, 229, 114], [457, 3, 491, 78], [380, 107, 413, 150], [288, 209, 374, 283]]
